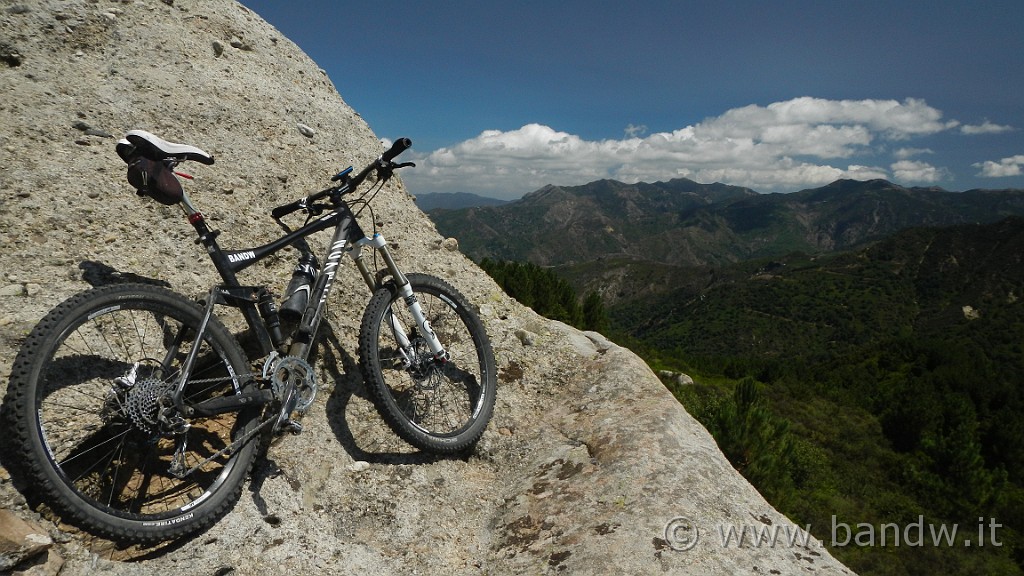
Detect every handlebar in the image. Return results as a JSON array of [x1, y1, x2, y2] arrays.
[[273, 137, 413, 220], [333, 137, 413, 184], [382, 137, 412, 162], [270, 197, 308, 220]]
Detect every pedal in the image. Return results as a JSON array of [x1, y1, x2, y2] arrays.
[[278, 418, 303, 436]]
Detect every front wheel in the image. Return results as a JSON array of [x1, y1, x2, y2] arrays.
[[358, 273, 496, 453]]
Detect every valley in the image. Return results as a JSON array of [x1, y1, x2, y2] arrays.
[[429, 178, 1024, 576]]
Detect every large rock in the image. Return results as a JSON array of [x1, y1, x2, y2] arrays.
[[0, 1, 853, 574], [0, 509, 58, 572]]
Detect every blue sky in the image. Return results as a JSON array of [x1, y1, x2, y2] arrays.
[[239, 0, 1024, 199]]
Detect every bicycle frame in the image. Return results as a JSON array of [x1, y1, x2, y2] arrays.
[[171, 185, 445, 391], [0, 132, 496, 542]]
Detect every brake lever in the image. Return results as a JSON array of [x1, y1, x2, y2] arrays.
[[377, 161, 416, 182]]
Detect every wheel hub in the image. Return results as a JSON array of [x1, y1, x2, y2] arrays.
[[405, 337, 445, 389]]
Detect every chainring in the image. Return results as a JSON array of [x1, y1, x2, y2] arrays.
[[265, 355, 317, 414]]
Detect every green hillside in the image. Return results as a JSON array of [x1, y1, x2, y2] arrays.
[[475, 214, 1024, 575], [609, 217, 1024, 575]]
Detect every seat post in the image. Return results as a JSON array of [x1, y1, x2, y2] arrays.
[[179, 194, 276, 355], [179, 193, 236, 280]]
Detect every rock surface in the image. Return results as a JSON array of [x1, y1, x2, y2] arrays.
[[0, 1, 854, 574]]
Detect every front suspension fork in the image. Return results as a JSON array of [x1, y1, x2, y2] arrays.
[[352, 233, 447, 361]]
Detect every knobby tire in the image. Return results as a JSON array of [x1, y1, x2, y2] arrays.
[[358, 273, 497, 453], [2, 283, 260, 543]]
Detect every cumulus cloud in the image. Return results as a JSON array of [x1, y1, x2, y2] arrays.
[[403, 97, 973, 197], [624, 123, 647, 138], [974, 155, 1024, 177], [961, 121, 1014, 135], [891, 160, 949, 183], [843, 165, 890, 181], [708, 97, 957, 142]]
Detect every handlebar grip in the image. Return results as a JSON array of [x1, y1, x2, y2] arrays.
[[271, 200, 303, 219], [381, 138, 412, 162]]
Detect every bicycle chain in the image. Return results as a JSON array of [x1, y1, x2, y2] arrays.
[[179, 372, 263, 386], [166, 370, 274, 479], [171, 416, 277, 479], [166, 360, 297, 479]]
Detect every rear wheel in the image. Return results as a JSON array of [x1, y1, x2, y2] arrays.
[[3, 283, 260, 543], [358, 274, 496, 453]]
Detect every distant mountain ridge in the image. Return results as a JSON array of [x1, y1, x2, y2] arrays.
[[613, 215, 1024, 360], [429, 178, 1024, 267], [430, 178, 757, 266], [415, 192, 509, 211]]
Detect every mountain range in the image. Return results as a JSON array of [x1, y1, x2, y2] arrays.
[[415, 191, 509, 211], [612, 215, 1024, 361], [429, 178, 1024, 268]]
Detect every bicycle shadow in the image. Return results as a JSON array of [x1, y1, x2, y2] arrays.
[[79, 260, 172, 288], [243, 320, 458, 533], [313, 320, 458, 466]]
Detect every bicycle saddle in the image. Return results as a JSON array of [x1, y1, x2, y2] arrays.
[[116, 129, 215, 165]]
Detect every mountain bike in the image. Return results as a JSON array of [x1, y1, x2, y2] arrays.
[[2, 130, 497, 543]]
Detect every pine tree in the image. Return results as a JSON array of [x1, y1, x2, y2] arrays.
[[711, 378, 796, 504], [582, 291, 608, 332]]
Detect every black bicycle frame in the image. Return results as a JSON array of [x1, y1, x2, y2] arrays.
[[182, 197, 372, 360]]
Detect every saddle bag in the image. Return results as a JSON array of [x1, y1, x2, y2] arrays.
[[125, 156, 184, 205]]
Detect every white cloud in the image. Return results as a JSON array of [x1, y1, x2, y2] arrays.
[[624, 123, 647, 138], [973, 155, 1024, 177], [843, 165, 891, 181], [961, 121, 1014, 135], [891, 160, 950, 183], [403, 97, 968, 197], [709, 97, 957, 141], [894, 147, 934, 159]]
